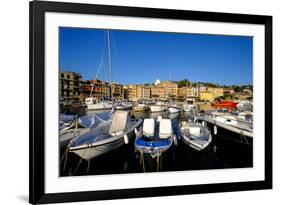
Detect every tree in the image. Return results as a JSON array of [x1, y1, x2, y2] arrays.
[[177, 79, 190, 87]]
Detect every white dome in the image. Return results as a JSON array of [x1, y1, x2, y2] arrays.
[[154, 79, 161, 85]]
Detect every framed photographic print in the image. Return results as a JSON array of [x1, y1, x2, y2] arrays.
[[29, 0, 272, 204]]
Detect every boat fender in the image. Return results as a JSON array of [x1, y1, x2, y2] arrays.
[[173, 134, 178, 146], [124, 134, 129, 144], [202, 121, 205, 126], [214, 125, 217, 135], [213, 145, 217, 153]]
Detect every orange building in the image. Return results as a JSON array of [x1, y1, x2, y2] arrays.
[[151, 86, 165, 99], [80, 79, 110, 102], [128, 85, 151, 101], [112, 82, 124, 100], [158, 81, 178, 99]]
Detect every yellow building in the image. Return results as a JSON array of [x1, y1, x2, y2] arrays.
[[199, 91, 215, 101], [128, 85, 138, 101], [199, 87, 224, 101], [137, 86, 151, 100], [151, 86, 165, 99], [112, 82, 124, 100], [158, 81, 178, 99], [178, 87, 196, 99], [123, 85, 129, 100], [208, 87, 224, 98], [128, 85, 151, 101]]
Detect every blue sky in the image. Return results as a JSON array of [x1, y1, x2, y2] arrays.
[[59, 27, 253, 86]]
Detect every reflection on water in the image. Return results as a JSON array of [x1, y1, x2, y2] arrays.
[[60, 107, 253, 176]]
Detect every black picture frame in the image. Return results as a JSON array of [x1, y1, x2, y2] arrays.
[[29, 0, 272, 204]]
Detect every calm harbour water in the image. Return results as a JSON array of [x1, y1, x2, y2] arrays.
[[60, 104, 253, 177]]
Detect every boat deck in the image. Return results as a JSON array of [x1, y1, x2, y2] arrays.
[[197, 115, 253, 138]]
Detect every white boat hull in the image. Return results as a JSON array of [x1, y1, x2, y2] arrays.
[[133, 105, 149, 112], [179, 122, 212, 151], [183, 105, 196, 112], [70, 136, 127, 160], [69, 120, 142, 160], [182, 135, 211, 151], [168, 107, 180, 113], [150, 105, 166, 112], [60, 128, 89, 149], [87, 103, 112, 110], [115, 104, 132, 110]]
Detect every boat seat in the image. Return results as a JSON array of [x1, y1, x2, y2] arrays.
[[143, 119, 155, 137], [189, 127, 200, 136], [159, 119, 172, 139], [157, 116, 162, 122]]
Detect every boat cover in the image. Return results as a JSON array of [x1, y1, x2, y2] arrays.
[[60, 113, 77, 122], [159, 119, 172, 139], [78, 111, 111, 128], [72, 125, 112, 146], [72, 111, 132, 147], [143, 119, 155, 137]]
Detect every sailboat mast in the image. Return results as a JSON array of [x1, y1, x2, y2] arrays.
[[107, 30, 113, 100], [169, 70, 172, 99]]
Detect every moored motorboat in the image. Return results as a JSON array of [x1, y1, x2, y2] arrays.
[[114, 102, 133, 110], [211, 111, 253, 131], [236, 100, 253, 110], [59, 111, 112, 149], [86, 98, 113, 110], [211, 100, 238, 107], [237, 110, 253, 122], [168, 104, 181, 113], [133, 103, 150, 112], [59, 112, 77, 131], [183, 104, 196, 112], [178, 121, 212, 151], [68, 110, 142, 160], [134, 118, 174, 156], [197, 111, 253, 141], [150, 102, 167, 112], [150, 105, 166, 112]]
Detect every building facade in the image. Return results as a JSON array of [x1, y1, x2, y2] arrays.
[[208, 87, 224, 98], [60, 71, 82, 103], [137, 86, 151, 100], [178, 86, 197, 99], [128, 85, 151, 101], [80, 79, 110, 102], [150, 85, 165, 99], [158, 81, 178, 99], [199, 87, 224, 101], [127, 85, 138, 101], [111, 82, 124, 101]]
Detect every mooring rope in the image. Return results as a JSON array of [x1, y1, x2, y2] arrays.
[[87, 145, 93, 173], [140, 150, 145, 173], [156, 154, 160, 172], [73, 147, 87, 175]]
